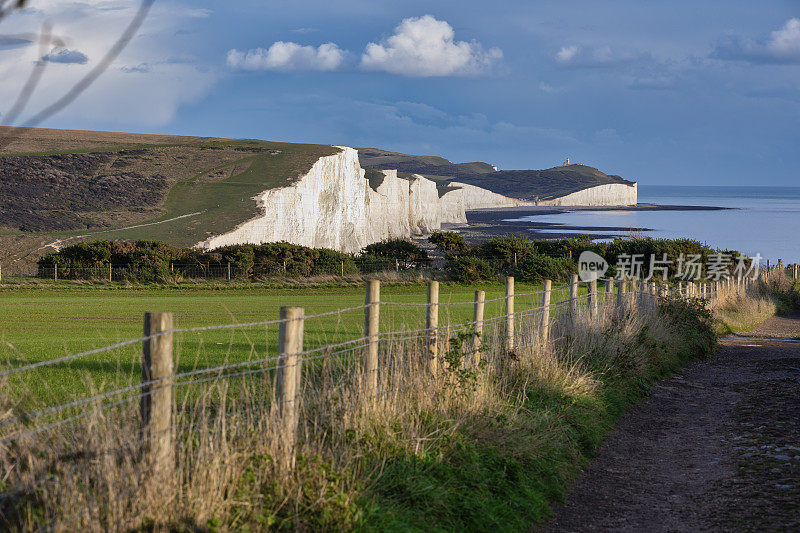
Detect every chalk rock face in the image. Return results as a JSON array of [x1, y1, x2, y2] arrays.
[[198, 147, 467, 253], [365, 169, 411, 242], [450, 182, 535, 209], [451, 181, 637, 208], [438, 187, 467, 224], [542, 183, 637, 206], [407, 175, 441, 234], [199, 146, 368, 252]]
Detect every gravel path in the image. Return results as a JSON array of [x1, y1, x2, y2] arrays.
[[539, 315, 800, 532]]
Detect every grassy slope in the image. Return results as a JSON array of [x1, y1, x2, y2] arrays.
[[1, 128, 339, 250], [357, 147, 496, 180], [112, 140, 338, 246], [451, 164, 636, 201]]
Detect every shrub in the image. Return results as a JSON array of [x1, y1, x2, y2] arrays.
[[429, 232, 468, 254], [38, 240, 362, 281], [312, 249, 359, 276], [512, 254, 575, 282], [448, 256, 497, 283], [361, 239, 428, 262], [473, 235, 537, 272]]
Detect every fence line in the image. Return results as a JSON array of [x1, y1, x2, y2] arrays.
[[2, 272, 757, 527]]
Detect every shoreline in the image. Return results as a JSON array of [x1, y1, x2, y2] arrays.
[[447, 203, 732, 242]]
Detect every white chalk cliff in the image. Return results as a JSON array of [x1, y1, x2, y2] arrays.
[[198, 146, 637, 253], [198, 147, 466, 254], [540, 182, 638, 207]]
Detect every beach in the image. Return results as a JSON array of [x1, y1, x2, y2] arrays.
[[450, 203, 729, 242]]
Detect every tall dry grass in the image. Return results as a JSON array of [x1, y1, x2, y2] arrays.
[[710, 271, 799, 333], [0, 288, 711, 531]]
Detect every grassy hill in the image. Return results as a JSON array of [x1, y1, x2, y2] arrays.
[[0, 127, 338, 268], [451, 164, 636, 201], [357, 147, 496, 181], [357, 147, 635, 201]]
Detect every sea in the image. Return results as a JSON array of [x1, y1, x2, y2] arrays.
[[506, 186, 800, 264]]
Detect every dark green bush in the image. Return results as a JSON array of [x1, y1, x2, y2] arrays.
[[361, 239, 429, 262], [429, 232, 468, 254], [512, 254, 575, 282], [312, 249, 359, 276], [448, 256, 497, 283], [473, 235, 536, 272], [38, 240, 360, 281]]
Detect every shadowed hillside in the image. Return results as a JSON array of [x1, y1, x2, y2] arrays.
[[451, 164, 636, 201], [357, 147, 635, 201], [357, 147, 496, 180]]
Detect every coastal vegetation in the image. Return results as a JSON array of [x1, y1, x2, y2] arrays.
[[33, 234, 751, 285], [0, 277, 717, 531], [3, 235, 795, 530]]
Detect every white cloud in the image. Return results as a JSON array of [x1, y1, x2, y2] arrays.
[[0, 1, 217, 127], [555, 46, 578, 64], [554, 44, 639, 68], [42, 48, 88, 64], [227, 42, 345, 71], [714, 18, 800, 64], [538, 82, 561, 94], [360, 15, 502, 77]]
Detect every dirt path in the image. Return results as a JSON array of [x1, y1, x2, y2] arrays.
[[539, 315, 800, 532]]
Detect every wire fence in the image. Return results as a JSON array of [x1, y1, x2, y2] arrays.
[[0, 273, 750, 530], [1, 259, 434, 282]]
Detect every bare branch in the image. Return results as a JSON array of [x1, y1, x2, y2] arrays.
[[0, 0, 155, 150]]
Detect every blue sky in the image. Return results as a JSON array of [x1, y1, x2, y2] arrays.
[[1, 0, 799, 186]]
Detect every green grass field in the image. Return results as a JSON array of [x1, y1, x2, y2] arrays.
[[0, 281, 573, 404]]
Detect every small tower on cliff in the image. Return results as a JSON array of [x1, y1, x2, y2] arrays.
[[563, 157, 570, 166]]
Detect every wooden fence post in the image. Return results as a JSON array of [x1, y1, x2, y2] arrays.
[[569, 274, 579, 316], [426, 281, 439, 375], [227, 262, 231, 281], [589, 279, 598, 318], [141, 311, 174, 481], [541, 280, 552, 342], [505, 276, 515, 352], [0, 264, 3, 283], [629, 280, 637, 308], [472, 290, 485, 366], [277, 306, 304, 469], [617, 277, 625, 318], [364, 281, 380, 396], [605, 279, 614, 307]]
